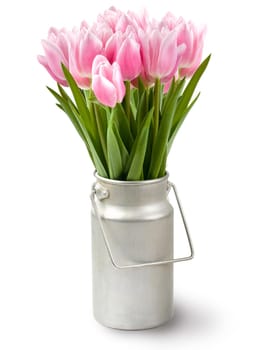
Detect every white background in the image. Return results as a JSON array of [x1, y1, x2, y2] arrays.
[[0, 0, 253, 349]]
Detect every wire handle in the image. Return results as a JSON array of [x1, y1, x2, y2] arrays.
[[90, 181, 194, 269]]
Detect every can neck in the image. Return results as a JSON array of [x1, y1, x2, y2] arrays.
[[95, 174, 169, 206]]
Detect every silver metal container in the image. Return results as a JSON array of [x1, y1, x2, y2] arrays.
[[90, 173, 193, 330]]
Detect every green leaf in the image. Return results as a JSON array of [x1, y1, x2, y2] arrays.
[[56, 103, 63, 110], [165, 56, 210, 158], [143, 121, 154, 178], [148, 85, 154, 111], [48, 86, 108, 177], [108, 107, 130, 176], [57, 83, 76, 107], [61, 65, 98, 143], [112, 123, 129, 172], [148, 79, 185, 179], [94, 104, 108, 142], [112, 104, 134, 151], [161, 78, 178, 115], [167, 92, 201, 154], [126, 108, 153, 181], [158, 144, 168, 178], [107, 119, 123, 179], [61, 64, 89, 117], [136, 89, 148, 133], [93, 103, 108, 165], [58, 70, 109, 172], [130, 87, 138, 117], [137, 76, 146, 98], [68, 103, 109, 178], [129, 106, 137, 138], [47, 87, 86, 143], [173, 54, 211, 130], [47, 87, 96, 166]]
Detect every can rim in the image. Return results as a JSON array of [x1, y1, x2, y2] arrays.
[[94, 171, 169, 186]]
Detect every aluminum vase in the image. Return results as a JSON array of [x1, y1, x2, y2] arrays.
[[90, 173, 193, 330]]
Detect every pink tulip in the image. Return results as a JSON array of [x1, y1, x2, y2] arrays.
[[138, 27, 185, 84], [178, 21, 206, 77], [104, 31, 122, 62], [91, 22, 114, 47], [127, 9, 150, 31], [103, 26, 141, 81], [80, 20, 88, 30], [92, 55, 125, 107], [115, 13, 132, 33], [38, 27, 70, 86], [69, 28, 103, 88], [116, 35, 142, 81], [97, 6, 126, 32], [160, 15, 205, 77], [160, 12, 178, 30]]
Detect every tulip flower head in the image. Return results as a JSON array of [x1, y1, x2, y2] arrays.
[[178, 21, 206, 77], [91, 55, 125, 107], [138, 27, 185, 84], [38, 27, 70, 86], [116, 35, 142, 81], [68, 29, 103, 89]]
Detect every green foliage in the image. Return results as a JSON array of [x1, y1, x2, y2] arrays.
[[126, 108, 153, 180], [148, 78, 186, 179], [47, 56, 210, 180], [107, 119, 123, 179]]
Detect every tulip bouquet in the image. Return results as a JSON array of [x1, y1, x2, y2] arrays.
[[38, 7, 210, 180]]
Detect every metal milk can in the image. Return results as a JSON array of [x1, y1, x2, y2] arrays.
[[90, 173, 193, 330]]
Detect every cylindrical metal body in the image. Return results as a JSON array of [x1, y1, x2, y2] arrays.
[[91, 173, 174, 330]]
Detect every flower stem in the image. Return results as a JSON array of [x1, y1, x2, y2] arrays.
[[93, 103, 108, 165], [125, 80, 131, 120], [153, 78, 161, 147]]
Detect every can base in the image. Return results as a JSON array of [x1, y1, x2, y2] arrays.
[[94, 312, 174, 331], [93, 310, 174, 331]]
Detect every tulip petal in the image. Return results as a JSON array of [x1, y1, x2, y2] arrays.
[[78, 31, 102, 76], [69, 47, 90, 88], [57, 33, 70, 61], [92, 75, 117, 107], [41, 40, 67, 80], [115, 14, 129, 32], [105, 32, 122, 63], [92, 55, 109, 75], [92, 55, 113, 82], [99, 64, 113, 82], [177, 22, 193, 66], [116, 37, 142, 80], [157, 30, 177, 78], [37, 55, 67, 86], [177, 21, 206, 77], [112, 62, 126, 102], [149, 30, 162, 76], [138, 29, 150, 82]]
